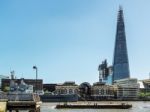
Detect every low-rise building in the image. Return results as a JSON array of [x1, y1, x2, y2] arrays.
[[142, 79, 150, 92], [55, 81, 78, 95], [138, 79, 150, 99], [114, 78, 139, 99], [91, 82, 114, 100]]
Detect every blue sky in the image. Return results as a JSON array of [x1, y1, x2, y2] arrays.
[[0, 0, 150, 84]]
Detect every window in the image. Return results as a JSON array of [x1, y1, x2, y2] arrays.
[[69, 89, 73, 94]]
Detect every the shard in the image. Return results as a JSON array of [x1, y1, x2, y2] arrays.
[[113, 7, 130, 82]]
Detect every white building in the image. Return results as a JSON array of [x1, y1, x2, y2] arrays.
[[114, 78, 139, 99], [142, 79, 150, 92]]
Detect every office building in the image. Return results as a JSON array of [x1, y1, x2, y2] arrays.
[[113, 7, 130, 82], [114, 78, 139, 99]]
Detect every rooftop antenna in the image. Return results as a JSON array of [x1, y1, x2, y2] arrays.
[[10, 70, 15, 79], [119, 5, 123, 11]]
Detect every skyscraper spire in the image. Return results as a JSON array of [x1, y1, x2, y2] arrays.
[[119, 5, 123, 11], [113, 7, 130, 82]]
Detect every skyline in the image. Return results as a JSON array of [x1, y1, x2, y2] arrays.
[[0, 0, 150, 84]]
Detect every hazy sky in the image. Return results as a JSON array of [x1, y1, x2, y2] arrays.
[[0, 0, 150, 84]]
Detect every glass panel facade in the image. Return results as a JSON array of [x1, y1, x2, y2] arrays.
[[113, 7, 130, 82]]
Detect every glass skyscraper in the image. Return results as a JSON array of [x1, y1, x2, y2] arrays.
[[113, 7, 130, 82]]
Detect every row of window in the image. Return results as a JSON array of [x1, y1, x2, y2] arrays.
[[92, 89, 114, 95], [56, 89, 78, 94]]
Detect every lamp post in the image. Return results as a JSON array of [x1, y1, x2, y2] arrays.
[[33, 66, 38, 94]]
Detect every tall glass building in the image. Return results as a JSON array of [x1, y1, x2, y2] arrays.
[[113, 7, 130, 82]]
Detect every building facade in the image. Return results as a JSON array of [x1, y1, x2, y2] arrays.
[[140, 79, 150, 92], [55, 81, 78, 95], [98, 60, 113, 85], [113, 7, 130, 82], [114, 78, 139, 99], [142, 79, 150, 90], [91, 82, 115, 100]]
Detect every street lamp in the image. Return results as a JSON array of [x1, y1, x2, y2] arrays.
[[33, 66, 38, 94]]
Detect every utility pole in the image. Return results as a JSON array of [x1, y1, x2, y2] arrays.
[[33, 66, 38, 94]]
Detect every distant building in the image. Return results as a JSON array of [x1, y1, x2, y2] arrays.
[[114, 78, 139, 99], [98, 60, 109, 82], [113, 7, 130, 82], [138, 80, 145, 92], [140, 79, 150, 92], [98, 60, 113, 85], [91, 82, 114, 100], [55, 81, 78, 95]]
